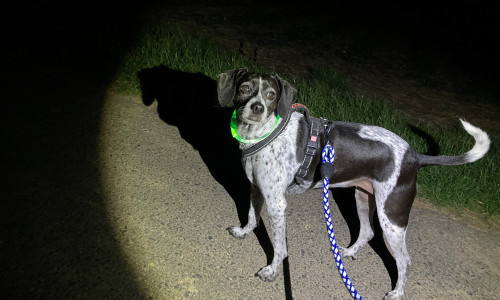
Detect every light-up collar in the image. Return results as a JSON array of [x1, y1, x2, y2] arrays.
[[230, 109, 281, 144]]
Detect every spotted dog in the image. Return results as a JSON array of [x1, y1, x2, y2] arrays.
[[217, 68, 490, 300]]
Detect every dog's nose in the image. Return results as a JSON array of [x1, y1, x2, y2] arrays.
[[251, 103, 264, 115]]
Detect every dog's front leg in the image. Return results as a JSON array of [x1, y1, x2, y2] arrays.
[[256, 195, 287, 282], [228, 184, 264, 239]]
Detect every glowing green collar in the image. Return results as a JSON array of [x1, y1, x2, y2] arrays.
[[230, 109, 281, 144]]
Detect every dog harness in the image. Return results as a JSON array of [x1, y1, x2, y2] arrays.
[[286, 104, 327, 193]]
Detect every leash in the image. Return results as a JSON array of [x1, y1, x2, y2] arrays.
[[321, 125, 364, 300]]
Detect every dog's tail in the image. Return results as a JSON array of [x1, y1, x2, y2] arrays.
[[418, 119, 490, 167]]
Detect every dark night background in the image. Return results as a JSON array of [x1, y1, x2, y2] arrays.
[[1, 0, 498, 298]]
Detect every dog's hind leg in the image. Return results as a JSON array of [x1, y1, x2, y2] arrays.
[[380, 219, 410, 300], [378, 182, 416, 300], [340, 185, 376, 259], [228, 184, 264, 239]]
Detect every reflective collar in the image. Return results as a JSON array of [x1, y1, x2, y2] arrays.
[[230, 110, 281, 144]]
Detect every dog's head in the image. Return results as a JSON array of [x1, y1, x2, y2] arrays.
[[217, 68, 296, 126]]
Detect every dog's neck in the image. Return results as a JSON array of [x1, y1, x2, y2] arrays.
[[236, 113, 282, 149]]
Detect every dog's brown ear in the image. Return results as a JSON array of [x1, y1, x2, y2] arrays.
[[217, 68, 248, 107], [274, 75, 296, 118]]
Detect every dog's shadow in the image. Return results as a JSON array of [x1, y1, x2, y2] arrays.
[[138, 66, 281, 292], [138, 66, 251, 221]]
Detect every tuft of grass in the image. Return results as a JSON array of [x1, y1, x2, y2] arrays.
[[113, 22, 499, 215]]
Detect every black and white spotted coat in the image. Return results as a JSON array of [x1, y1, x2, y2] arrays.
[[217, 69, 490, 300]]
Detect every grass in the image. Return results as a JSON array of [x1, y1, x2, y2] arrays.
[[113, 22, 499, 216], [113, 23, 260, 93]]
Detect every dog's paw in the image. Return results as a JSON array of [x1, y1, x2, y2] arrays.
[[255, 265, 278, 282], [383, 290, 403, 300], [339, 246, 357, 260], [227, 226, 248, 239]]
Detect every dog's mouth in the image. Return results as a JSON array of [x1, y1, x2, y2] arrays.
[[236, 107, 263, 125], [242, 115, 262, 124]]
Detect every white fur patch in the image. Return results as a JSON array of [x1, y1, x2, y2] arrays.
[[460, 119, 491, 162], [243, 113, 302, 188], [358, 125, 409, 216]]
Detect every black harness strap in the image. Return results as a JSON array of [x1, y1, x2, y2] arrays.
[[290, 104, 322, 186]]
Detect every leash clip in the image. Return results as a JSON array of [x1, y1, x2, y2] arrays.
[[321, 144, 335, 180], [321, 162, 334, 180]]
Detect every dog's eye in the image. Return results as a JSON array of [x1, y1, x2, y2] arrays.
[[240, 85, 250, 93], [266, 91, 276, 100]]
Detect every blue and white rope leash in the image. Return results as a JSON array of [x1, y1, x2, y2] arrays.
[[321, 139, 364, 300]]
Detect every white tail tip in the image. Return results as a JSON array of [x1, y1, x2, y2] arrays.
[[460, 119, 491, 162]]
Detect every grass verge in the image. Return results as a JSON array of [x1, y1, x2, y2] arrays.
[[113, 22, 499, 216]]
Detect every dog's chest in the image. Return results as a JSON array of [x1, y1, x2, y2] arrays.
[[242, 116, 302, 190]]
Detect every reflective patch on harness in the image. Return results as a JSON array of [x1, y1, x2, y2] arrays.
[[311, 135, 318, 142]]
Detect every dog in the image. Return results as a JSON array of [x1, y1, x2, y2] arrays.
[[217, 68, 490, 300]]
